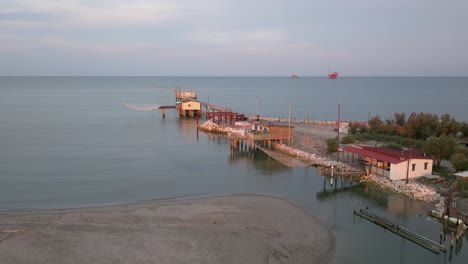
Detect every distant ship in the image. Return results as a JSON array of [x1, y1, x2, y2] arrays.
[[291, 74, 298, 79], [328, 71, 338, 79]]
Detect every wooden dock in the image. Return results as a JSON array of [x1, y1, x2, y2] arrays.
[[318, 165, 365, 177], [354, 209, 446, 254], [157, 89, 245, 123]]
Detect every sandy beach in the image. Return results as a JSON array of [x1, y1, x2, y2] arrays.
[[292, 123, 337, 157], [0, 194, 335, 264]]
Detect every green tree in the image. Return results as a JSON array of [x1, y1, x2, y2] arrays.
[[349, 122, 369, 134], [393, 112, 406, 126], [451, 147, 468, 171], [461, 122, 468, 137], [437, 113, 461, 136], [423, 134, 457, 167], [414, 113, 440, 139], [349, 122, 359, 134], [368, 115, 384, 133]]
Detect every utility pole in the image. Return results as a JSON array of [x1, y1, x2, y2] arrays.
[[337, 102, 341, 161], [256, 96, 259, 120], [306, 114, 310, 144], [406, 119, 412, 184], [288, 100, 291, 146]]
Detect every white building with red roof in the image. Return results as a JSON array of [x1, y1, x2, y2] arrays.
[[342, 145, 433, 181]]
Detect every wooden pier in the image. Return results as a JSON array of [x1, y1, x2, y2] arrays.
[[205, 111, 245, 125], [354, 209, 446, 254], [318, 165, 365, 177], [158, 105, 176, 118], [158, 89, 245, 124]]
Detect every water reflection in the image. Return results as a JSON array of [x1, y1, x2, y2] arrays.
[[316, 179, 358, 201], [228, 147, 291, 175], [304, 172, 467, 263]]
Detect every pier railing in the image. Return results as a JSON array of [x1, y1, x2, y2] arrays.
[[248, 116, 368, 126], [354, 209, 446, 254]]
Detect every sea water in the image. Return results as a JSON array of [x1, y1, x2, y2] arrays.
[[0, 76, 467, 263]]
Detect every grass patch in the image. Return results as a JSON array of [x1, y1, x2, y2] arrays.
[[432, 166, 453, 179], [350, 132, 425, 148]]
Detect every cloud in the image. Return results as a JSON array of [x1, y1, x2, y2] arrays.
[[40, 37, 153, 54], [1, 0, 467, 76], [186, 29, 288, 47], [0, 33, 12, 40], [0, 0, 70, 22], [0, 32, 29, 52], [67, 1, 180, 26], [0, 11, 60, 21], [0, 0, 191, 27]]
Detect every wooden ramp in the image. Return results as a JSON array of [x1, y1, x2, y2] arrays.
[[256, 145, 314, 168]]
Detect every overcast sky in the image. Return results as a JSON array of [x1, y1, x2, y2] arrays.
[[1, 0, 467, 76]]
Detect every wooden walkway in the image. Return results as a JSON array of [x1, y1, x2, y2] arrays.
[[354, 209, 446, 254], [199, 101, 230, 112], [255, 145, 315, 168], [317, 166, 366, 177]]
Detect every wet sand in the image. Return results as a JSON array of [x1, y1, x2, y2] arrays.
[[0, 194, 335, 264]]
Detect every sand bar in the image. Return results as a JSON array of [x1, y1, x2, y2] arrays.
[[0, 194, 335, 264]]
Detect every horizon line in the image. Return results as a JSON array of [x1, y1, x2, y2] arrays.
[[1, 75, 467, 78]]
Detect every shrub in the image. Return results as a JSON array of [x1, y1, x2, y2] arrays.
[[451, 147, 468, 171], [326, 137, 338, 153], [341, 135, 356, 144]]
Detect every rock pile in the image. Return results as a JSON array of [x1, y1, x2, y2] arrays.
[[198, 120, 230, 134], [360, 174, 441, 202], [271, 142, 353, 169]]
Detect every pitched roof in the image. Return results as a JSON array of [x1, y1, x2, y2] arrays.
[[342, 145, 431, 164]]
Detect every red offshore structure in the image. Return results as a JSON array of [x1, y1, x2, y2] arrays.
[[328, 71, 338, 79]]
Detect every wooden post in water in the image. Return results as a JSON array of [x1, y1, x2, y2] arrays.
[[341, 167, 344, 187]]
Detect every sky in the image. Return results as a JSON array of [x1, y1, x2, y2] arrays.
[[1, 0, 467, 76]]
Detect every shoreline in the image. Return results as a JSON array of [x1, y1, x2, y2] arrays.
[[199, 119, 445, 196], [0, 193, 335, 264]]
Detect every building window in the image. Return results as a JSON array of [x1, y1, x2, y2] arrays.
[[424, 162, 428, 170], [412, 164, 416, 171]]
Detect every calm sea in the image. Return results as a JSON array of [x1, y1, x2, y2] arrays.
[[0, 76, 467, 263]]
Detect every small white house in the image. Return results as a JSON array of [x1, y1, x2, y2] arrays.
[[230, 121, 252, 137], [342, 146, 433, 181], [180, 100, 201, 111], [339, 122, 349, 134]]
